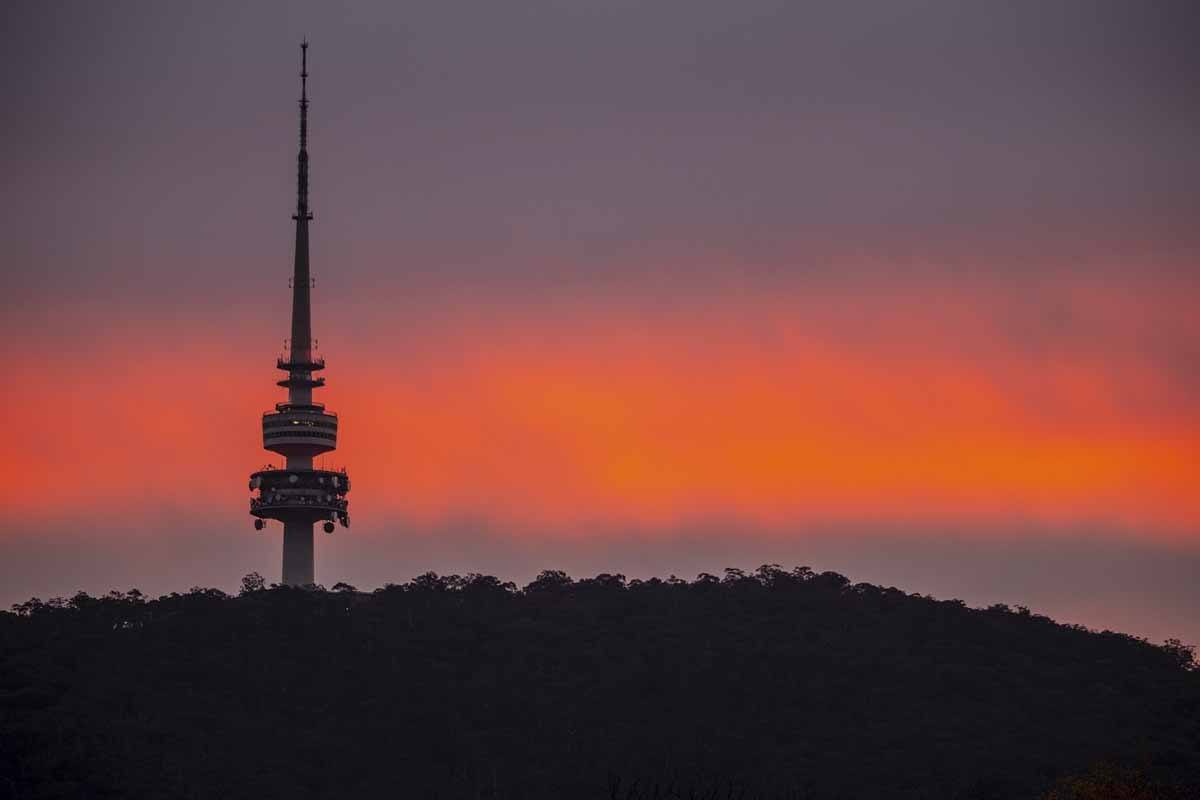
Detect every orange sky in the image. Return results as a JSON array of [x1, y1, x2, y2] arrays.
[[6, 279, 1197, 543]]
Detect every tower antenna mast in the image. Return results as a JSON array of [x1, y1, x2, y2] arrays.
[[296, 39, 310, 222]]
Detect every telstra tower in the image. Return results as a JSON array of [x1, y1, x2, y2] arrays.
[[249, 41, 350, 586]]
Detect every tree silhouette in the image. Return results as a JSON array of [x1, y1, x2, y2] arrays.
[[1, 566, 1197, 799], [239, 571, 266, 595]]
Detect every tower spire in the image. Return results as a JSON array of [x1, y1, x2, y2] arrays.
[[290, 39, 313, 367], [296, 39, 310, 221]]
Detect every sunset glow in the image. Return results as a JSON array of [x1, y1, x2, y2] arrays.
[[7, 279, 1196, 539]]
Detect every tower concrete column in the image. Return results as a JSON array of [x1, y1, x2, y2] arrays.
[[282, 520, 315, 587]]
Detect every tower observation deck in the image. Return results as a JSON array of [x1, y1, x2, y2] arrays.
[[248, 41, 350, 586]]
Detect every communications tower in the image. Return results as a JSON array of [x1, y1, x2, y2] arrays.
[[248, 41, 350, 586]]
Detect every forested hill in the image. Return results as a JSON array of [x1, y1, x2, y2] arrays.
[[2, 566, 1197, 799]]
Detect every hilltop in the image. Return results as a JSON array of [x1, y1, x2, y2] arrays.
[[2, 566, 1197, 799]]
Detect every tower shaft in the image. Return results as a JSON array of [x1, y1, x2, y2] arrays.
[[290, 216, 312, 373], [282, 520, 315, 586]]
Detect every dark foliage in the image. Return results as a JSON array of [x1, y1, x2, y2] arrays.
[[1, 566, 1197, 799]]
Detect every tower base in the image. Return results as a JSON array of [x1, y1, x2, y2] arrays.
[[282, 520, 314, 586]]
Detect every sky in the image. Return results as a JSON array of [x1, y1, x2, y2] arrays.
[[2, 1, 1198, 643]]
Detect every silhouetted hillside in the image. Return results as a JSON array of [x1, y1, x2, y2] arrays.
[[2, 566, 1197, 799]]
